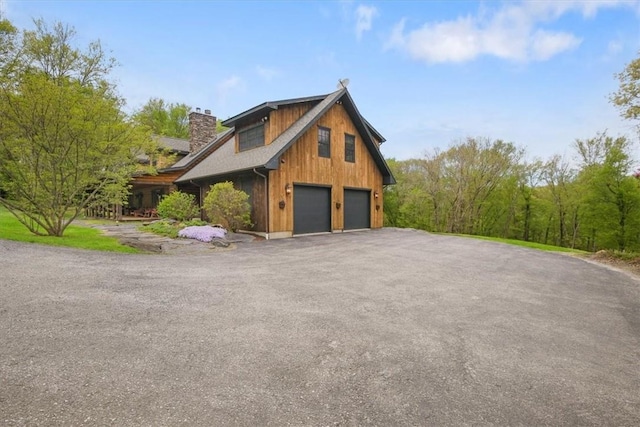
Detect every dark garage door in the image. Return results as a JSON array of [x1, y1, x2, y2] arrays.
[[344, 189, 370, 230], [293, 185, 331, 235]]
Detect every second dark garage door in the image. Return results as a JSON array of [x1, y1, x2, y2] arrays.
[[293, 185, 331, 235], [344, 189, 370, 230]]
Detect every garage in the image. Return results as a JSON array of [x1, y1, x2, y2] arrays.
[[293, 185, 331, 235], [344, 189, 370, 230]]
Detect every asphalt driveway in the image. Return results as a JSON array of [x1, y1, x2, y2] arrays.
[[1, 228, 639, 426]]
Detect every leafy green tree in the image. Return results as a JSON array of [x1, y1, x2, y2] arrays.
[[0, 19, 154, 236], [515, 160, 543, 241], [435, 138, 523, 234], [0, 19, 17, 75], [202, 182, 252, 231], [156, 191, 200, 222], [575, 133, 640, 251], [611, 54, 640, 123], [383, 158, 433, 230], [133, 98, 191, 139], [540, 155, 576, 247], [133, 98, 229, 140]]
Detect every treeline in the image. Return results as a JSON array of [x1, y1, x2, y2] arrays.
[[383, 133, 640, 252]]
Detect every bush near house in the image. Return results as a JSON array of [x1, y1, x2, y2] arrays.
[[202, 182, 252, 232], [143, 218, 207, 238], [156, 191, 200, 222]]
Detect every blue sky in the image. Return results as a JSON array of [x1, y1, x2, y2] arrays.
[[3, 0, 640, 162]]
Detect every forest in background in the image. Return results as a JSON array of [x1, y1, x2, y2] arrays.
[[383, 134, 638, 252], [383, 52, 640, 253]]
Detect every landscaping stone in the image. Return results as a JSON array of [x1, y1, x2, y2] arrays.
[[79, 220, 245, 254], [211, 237, 230, 248]]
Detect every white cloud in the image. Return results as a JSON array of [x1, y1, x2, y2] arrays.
[[216, 75, 244, 104], [256, 65, 279, 81], [355, 4, 378, 40], [530, 30, 581, 60], [385, 0, 635, 64]]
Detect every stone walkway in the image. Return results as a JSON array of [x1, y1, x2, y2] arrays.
[[84, 221, 257, 254]]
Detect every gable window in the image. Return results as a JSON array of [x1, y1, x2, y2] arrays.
[[238, 123, 265, 152], [318, 126, 331, 158], [345, 133, 355, 163]]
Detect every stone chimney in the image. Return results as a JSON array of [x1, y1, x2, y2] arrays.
[[189, 108, 217, 153]]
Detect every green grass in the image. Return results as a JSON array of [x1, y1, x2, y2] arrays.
[[0, 206, 140, 253], [141, 218, 208, 238], [449, 233, 587, 254], [141, 220, 180, 238]]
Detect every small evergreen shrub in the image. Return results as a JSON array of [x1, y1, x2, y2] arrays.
[[202, 182, 252, 231], [156, 191, 200, 222]]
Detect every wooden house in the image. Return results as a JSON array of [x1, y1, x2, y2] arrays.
[[128, 110, 227, 214], [173, 87, 395, 238]]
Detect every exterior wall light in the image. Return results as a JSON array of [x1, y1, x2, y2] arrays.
[[285, 183, 292, 194], [374, 191, 379, 199]]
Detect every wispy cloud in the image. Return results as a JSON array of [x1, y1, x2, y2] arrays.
[[355, 4, 378, 40], [216, 75, 244, 104], [256, 65, 279, 81], [384, 1, 635, 64]]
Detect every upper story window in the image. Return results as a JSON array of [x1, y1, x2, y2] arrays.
[[345, 133, 355, 163], [238, 123, 265, 152], [318, 126, 331, 158]]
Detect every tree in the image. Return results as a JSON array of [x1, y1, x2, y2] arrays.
[[133, 98, 191, 139], [575, 133, 640, 251], [0, 19, 154, 236], [516, 160, 543, 241], [611, 54, 640, 124], [435, 137, 522, 235], [540, 155, 576, 247], [133, 98, 230, 139], [202, 182, 252, 231]]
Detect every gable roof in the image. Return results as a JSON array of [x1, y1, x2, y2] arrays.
[[166, 128, 234, 171], [176, 88, 395, 185], [221, 94, 327, 128], [136, 135, 190, 164], [158, 136, 190, 154]]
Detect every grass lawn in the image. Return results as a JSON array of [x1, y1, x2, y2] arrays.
[[0, 206, 140, 253], [450, 233, 587, 254]]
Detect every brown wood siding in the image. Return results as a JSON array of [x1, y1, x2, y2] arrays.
[[131, 170, 184, 186], [233, 103, 313, 151], [251, 175, 267, 232], [268, 103, 384, 233], [266, 103, 313, 143]]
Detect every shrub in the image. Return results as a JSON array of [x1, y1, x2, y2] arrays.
[[202, 182, 252, 231], [142, 220, 179, 238], [156, 191, 200, 222]]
